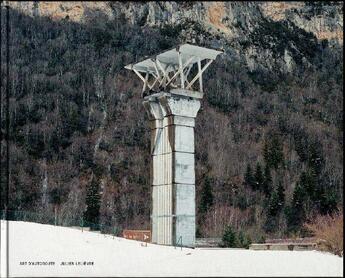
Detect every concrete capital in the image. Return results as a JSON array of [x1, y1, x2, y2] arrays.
[[158, 93, 201, 118], [143, 98, 164, 121]]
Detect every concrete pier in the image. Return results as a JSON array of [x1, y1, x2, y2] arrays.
[[143, 89, 202, 247], [125, 44, 223, 248]]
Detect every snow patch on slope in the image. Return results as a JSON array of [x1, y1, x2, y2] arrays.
[[0, 220, 343, 277]]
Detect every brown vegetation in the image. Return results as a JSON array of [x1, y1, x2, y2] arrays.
[[199, 204, 252, 237], [304, 211, 343, 256]]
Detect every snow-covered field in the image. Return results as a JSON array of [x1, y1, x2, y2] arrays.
[[0, 220, 343, 277]]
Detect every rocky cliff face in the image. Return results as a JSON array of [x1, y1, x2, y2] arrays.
[[6, 1, 343, 74], [7, 2, 343, 43]]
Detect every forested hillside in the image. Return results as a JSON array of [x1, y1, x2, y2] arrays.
[[1, 2, 343, 242]]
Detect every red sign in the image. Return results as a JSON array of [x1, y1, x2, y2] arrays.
[[123, 230, 151, 243]]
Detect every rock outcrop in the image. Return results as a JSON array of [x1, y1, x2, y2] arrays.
[[4, 1, 343, 73], [6, 2, 343, 43]]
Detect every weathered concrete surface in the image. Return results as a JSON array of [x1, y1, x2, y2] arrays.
[[249, 243, 317, 251], [143, 90, 202, 247], [195, 238, 222, 248]]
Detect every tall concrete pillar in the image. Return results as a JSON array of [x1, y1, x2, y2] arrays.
[[125, 43, 222, 247], [143, 89, 202, 247]]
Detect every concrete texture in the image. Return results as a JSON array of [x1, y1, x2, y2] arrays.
[[143, 90, 202, 247]]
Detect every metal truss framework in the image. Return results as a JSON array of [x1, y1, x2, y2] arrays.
[[125, 44, 223, 95]]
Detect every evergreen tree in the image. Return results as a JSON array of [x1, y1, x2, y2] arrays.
[[293, 130, 308, 163], [267, 190, 280, 217], [222, 225, 237, 247], [307, 139, 324, 176], [263, 164, 273, 196], [271, 135, 284, 169], [300, 169, 317, 200], [244, 164, 255, 190], [318, 187, 338, 215], [238, 230, 252, 249], [263, 135, 284, 169], [84, 175, 101, 230], [254, 162, 264, 191], [199, 176, 214, 214], [265, 183, 284, 233], [263, 140, 270, 167], [276, 182, 285, 210], [292, 182, 306, 208], [286, 182, 306, 231]]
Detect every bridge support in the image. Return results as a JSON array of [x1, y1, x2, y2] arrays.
[[125, 44, 222, 247], [143, 89, 202, 247]]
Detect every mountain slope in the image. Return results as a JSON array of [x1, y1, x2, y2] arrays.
[[0, 2, 343, 241]]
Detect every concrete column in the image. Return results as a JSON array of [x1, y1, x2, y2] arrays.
[[143, 89, 202, 247]]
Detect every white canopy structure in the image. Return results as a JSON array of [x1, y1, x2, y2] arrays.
[[124, 44, 223, 95]]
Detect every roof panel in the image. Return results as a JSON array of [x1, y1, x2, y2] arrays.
[[125, 44, 223, 74]]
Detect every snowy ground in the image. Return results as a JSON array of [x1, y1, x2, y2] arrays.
[[0, 220, 343, 277]]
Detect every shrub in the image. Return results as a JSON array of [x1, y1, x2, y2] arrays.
[[304, 210, 343, 256], [222, 226, 252, 248], [222, 225, 237, 247], [238, 230, 252, 249]]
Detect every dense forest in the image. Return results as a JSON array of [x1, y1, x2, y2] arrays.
[[1, 3, 343, 243]]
